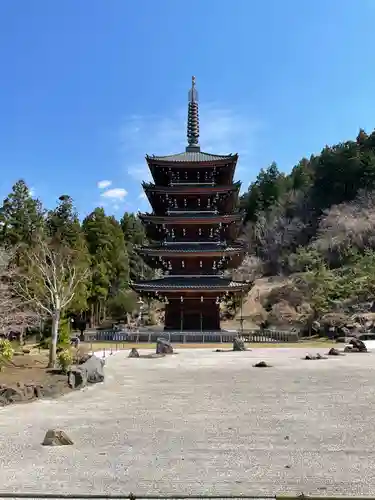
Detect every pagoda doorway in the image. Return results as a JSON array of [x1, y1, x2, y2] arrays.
[[164, 299, 220, 331], [183, 311, 201, 331]]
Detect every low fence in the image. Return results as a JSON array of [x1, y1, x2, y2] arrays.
[[84, 329, 299, 344], [0, 496, 272, 500], [0, 494, 372, 500]]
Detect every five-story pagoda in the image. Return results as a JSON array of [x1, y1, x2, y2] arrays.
[[131, 77, 251, 334]]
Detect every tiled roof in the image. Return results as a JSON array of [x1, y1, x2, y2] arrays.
[[140, 243, 245, 254], [131, 276, 251, 291], [146, 151, 237, 163]]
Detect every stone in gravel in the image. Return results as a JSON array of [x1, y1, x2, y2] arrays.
[[316, 353, 327, 359], [233, 337, 246, 351], [33, 385, 43, 398], [0, 386, 25, 404], [23, 384, 38, 400], [68, 367, 87, 389], [304, 353, 327, 360], [128, 348, 140, 358], [42, 429, 73, 446], [328, 347, 344, 356], [156, 338, 173, 355], [0, 396, 8, 406], [253, 361, 271, 368]]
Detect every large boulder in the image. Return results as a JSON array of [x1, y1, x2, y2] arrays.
[[233, 337, 246, 351], [68, 354, 105, 389], [344, 338, 368, 353], [156, 338, 173, 355]]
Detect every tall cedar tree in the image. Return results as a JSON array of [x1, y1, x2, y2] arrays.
[[82, 208, 129, 326], [0, 180, 44, 249]]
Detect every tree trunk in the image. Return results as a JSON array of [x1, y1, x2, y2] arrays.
[[49, 309, 60, 368], [89, 303, 94, 328]]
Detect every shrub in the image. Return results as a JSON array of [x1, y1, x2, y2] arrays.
[[0, 339, 14, 370], [58, 317, 71, 347], [57, 348, 73, 373]]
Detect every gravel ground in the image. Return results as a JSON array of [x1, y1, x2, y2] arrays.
[[0, 347, 374, 497]]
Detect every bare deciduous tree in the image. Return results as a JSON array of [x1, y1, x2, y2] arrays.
[[14, 235, 90, 367], [243, 210, 307, 275], [0, 248, 38, 340], [314, 190, 375, 262], [231, 254, 263, 282]]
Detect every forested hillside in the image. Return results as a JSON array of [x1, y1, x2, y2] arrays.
[[2, 127, 375, 335], [237, 128, 375, 331]]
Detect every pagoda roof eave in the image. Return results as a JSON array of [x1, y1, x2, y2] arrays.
[[142, 181, 241, 194], [139, 213, 244, 225], [130, 277, 252, 293], [139, 243, 246, 257], [145, 151, 238, 166]]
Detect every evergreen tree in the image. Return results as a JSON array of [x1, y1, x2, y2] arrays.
[[121, 212, 152, 281], [83, 208, 129, 325], [0, 179, 44, 248]]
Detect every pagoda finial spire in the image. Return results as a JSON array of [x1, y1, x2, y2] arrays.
[[186, 76, 200, 152]]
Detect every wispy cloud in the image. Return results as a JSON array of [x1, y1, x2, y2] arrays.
[[98, 186, 128, 214], [101, 188, 127, 200], [122, 103, 263, 186], [97, 180, 112, 189]]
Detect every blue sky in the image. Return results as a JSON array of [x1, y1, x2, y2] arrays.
[[0, 0, 374, 217]]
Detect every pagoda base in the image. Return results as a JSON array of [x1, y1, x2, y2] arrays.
[[164, 298, 220, 331]]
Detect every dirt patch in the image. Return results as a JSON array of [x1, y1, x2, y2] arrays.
[[0, 353, 72, 404]]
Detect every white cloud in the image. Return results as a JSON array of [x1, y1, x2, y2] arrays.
[[97, 180, 112, 189], [101, 188, 128, 200], [138, 192, 147, 199], [121, 103, 263, 184], [29, 187, 36, 197]]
